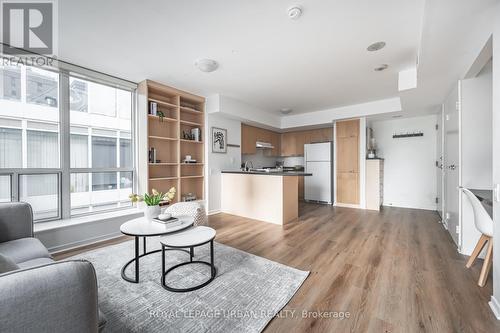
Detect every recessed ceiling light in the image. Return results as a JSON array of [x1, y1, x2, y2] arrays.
[[288, 6, 303, 20], [374, 64, 389, 71], [195, 59, 219, 72], [367, 41, 386, 52], [280, 108, 293, 114]]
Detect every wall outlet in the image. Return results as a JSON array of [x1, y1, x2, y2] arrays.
[[456, 225, 460, 234]]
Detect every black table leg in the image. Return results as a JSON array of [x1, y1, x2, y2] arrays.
[[143, 236, 146, 254], [161, 244, 165, 285], [135, 236, 139, 282], [121, 238, 189, 284], [210, 240, 214, 273], [161, 240, 217, 292]]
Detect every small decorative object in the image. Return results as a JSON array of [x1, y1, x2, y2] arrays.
[[149, 102, 158, 116], [157, 212, 172, 221], [392, 131, 424, 139], [191, 128, 201, 141], [149, 147, 157, 163], [182, 192, 197, 202], [129, 187, 176, 220], [212, 127, 227, 153], [157, 110, 165, 122]]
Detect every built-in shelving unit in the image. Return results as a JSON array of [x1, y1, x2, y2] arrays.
[[138, 80, 205, 203]]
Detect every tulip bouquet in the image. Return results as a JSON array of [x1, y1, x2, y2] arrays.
[[129, 187, 176, 206]]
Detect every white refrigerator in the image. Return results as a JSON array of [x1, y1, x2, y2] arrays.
[[304, 142, 333, 204]]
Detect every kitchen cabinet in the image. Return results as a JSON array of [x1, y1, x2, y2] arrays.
[[366, 159, 384, 210], [336, 119, 360, 205], [243, 124, 333, 157], [281, 128, 333, 157], [281, 132, 297, 156], [241, 124, 281, 156], [241, 124, 257, 154], [298, 176, 304, 200]]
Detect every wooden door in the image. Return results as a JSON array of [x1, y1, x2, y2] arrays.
[[241, 124, 256, 155], [336, 119, 360, 205], [295, 131, 306, 156], [281, 132, 296, 156]]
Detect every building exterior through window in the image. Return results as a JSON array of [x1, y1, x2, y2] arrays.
[[0, 64, 135, 221]]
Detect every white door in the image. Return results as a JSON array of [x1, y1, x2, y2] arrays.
[[305, 161, 331, 202], [444, 81, 461, 248], [436, 106, 445, 218]]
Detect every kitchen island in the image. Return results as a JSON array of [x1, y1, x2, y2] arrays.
[[221, 171, 312, 225]]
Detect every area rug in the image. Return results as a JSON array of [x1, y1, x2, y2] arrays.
[[70, 238, 309, 332]]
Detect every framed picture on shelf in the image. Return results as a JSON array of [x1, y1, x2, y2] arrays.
[[211, 127, 227, 153]]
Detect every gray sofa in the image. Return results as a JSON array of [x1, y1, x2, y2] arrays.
[[0, 202, 106, 333]]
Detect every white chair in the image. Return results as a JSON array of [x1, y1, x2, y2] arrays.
[[461, 187, 494, 287], [164, 202, 208, 226]]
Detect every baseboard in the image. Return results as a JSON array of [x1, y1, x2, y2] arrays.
[[335, 203, 362, 209], [208, 209, 221, 215], [48, 231, 123, 254], [489, 296, 500, 320]]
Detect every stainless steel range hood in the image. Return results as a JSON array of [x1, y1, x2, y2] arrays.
[[256, 141, 274, 149]]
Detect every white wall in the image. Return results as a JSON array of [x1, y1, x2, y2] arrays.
[[205, 113, 241, 214], [491, 5, 500, 318], [371, 115, 438, 210], [461, 60, 493, 255]]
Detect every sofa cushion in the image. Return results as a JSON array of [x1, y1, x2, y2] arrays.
[[0, 237, 51, 264], [0, 253, 19, 273], [17, 257, 54, 269]]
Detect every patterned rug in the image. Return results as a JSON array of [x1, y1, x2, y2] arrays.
[[70, 238, 309, 332]]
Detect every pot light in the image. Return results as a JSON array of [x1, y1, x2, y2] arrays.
[[288, 6, 303, 20], [195, 59, 219, 72], [367, 41, 386, 52], [280, 108, 293, 115], [374, 64, 389, 72]]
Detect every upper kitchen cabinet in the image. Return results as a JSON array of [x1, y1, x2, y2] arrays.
[[241, 124, 257, 154], [281, 132, 297, 156], [241, 124, 281, 156], [281, 128, 333, 157]]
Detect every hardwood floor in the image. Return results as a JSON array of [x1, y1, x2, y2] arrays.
[[55, 203, 499, 332], [209, 203, 499, 333]]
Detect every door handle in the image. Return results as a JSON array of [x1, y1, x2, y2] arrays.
[[447, 164, 456, 170]]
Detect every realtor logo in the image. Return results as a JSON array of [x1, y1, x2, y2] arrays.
[[1, 1, 56, 55]]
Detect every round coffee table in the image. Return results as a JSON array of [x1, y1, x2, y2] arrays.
[[120, 216, 194, 283], [160, 226, 217, 292]]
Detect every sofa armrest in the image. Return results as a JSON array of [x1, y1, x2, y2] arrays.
[[0, 260, 100, 333], [0, 202, 34, 243]]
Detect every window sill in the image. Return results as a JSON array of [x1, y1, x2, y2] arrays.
[[34, 208, 143, 233]]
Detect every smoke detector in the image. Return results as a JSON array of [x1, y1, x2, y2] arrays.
[[195, 59, 219, 72], [288, 6, 303, 20], [280, 108, 293, 115]]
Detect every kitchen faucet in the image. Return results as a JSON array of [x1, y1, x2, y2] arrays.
[[244, 160, 254, 171]]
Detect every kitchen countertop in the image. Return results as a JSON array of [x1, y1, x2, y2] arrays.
[[221, 170, 312, 176]]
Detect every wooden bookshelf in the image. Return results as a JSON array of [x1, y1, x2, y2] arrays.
[[138, 80, 205, 203]]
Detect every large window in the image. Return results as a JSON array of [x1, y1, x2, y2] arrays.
[[0, 62, 136, 222]]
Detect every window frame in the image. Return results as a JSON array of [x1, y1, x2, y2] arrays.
[[0, 57, 137, 222]]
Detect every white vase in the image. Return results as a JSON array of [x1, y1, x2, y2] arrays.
[[144, 205, 161, 221]]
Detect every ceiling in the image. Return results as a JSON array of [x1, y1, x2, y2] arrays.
[[57, 0, 496, 118]]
